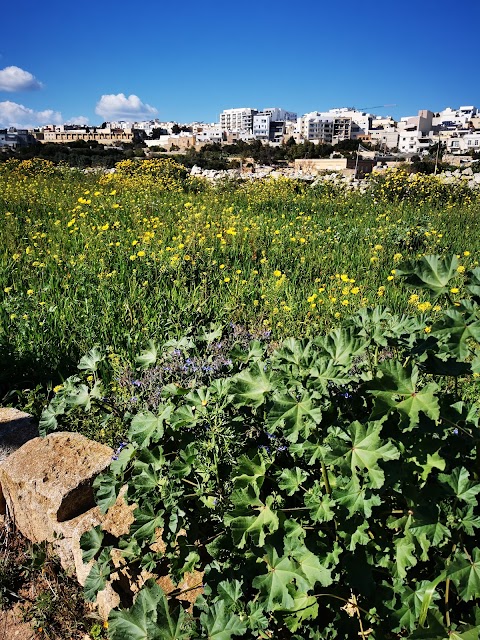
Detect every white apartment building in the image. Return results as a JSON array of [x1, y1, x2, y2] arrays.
[[220, 108, 258, 132], [261, 107, 297, 122], [370, 115, 396, 129], [398, 110, 434, 135], [195, 129, 223, 144], [326, 107, 372, 138], [298, 113, 334, 142], [446, 131, 480, 154], [298, 107, 374, 143], [432, 106, 478, 129], [253, 114, 271, 140], [397, 130, 433, 154], [369, 129, 400, 150]]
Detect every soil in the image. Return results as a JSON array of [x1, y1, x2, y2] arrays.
[[0, 606, 35, 640], [0, 527, 94, 640]]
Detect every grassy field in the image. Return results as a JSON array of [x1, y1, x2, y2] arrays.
[[1, 157, 479, 390]]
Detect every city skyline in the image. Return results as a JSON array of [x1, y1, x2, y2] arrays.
[[2, 0, 480, 128]]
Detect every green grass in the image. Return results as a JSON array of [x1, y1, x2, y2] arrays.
[[1, 162, 479, 391]]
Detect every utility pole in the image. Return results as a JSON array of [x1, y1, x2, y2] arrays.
[[354, 141, 360, 180], [434, 133, 441, 175]]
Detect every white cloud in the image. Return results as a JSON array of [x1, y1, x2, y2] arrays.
[[0, 66, 43, 92], [65, 115, 89, 125], [95, 93, 157, 120], [0, 101, 62, 128]]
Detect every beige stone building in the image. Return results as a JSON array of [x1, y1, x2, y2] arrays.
[[40, 125, 135, 145]]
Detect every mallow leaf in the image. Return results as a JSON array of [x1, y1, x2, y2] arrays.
[[396, 254, 459, 296], [369, 361, 440, 428], [135, 340, 158, 370], [325, 420, 399, 488]]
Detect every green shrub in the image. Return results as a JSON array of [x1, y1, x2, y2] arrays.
[[40, 255, 480, 639]]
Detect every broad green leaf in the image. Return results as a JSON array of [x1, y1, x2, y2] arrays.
[[457, 506, 480, 535], [169, 404, 198, 429], [77, 346, 104, 372], [267, 390, 322, 443], [135, 340, 158, 370], [304, 482, 336, 522], [130, 505, 164, 544], [466, 266, 480, 298], [393, 536, 417, 579], [246, 601, 269, 632], [217, 580, 243, 607], [411, 450, 446, 481], [277, 467, 308, 496], [129, 406, 172, 447], [199, 600, 247, 639], [225, 493, 279, 548], [252, 546, 300, 610], [230, 361, 274, 408], [439, 467, 480, 506], [315, 326, 365, 366], [80, 525, 104, 563], [178, 550, 200, 576], [84, 547, 112, 602], [308, 358, 351, 395], [108, 581, 190, 640], [409, 507, 451, 548], [396, 254, 459, 296], [134, 467, 162, 491], [448, 625, 480, 640], [93, 471, 119, 514], [293, 547, 332, 589], [369, 361, 440, 429], [289, 440, 324, 466], [326, 420, 399, 488], [432, 308, 480, 360], [333, 476, 381, 518], [345, 520, 370, 551], [391, 581, 441, 632], [197, 322, 223, 344], [39, 394, 67, 435], [171, 442, 198, 478], [66, 383, 91, 411], [447, 548, 480, 601], [155, 594, 190, 640], [273, 337, 313, 368], [108, 587, 158, 640], [232, 453, 269, 490], [229, 340, 264, 364], [284, 593, 319, 632]]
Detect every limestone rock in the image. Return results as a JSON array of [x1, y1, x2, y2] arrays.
[[0, 432, 113, 542], [0, 407, 38, 463]]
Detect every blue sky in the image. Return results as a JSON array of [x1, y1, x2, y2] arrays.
[[1, 0, 479, 127]]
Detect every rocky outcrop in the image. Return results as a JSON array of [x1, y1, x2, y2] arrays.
[[0, 430, 202, 620], [0, 432, 113, 542], [0, 407, 38, 464], [0, 408, 39, 516], [0, 431, 137, 619]]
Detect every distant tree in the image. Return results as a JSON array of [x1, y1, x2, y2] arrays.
[[428, 141, 446, 160], [171, 124, 181, 135]]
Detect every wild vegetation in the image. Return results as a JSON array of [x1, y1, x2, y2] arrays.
[[1, 158, 480, 638]]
